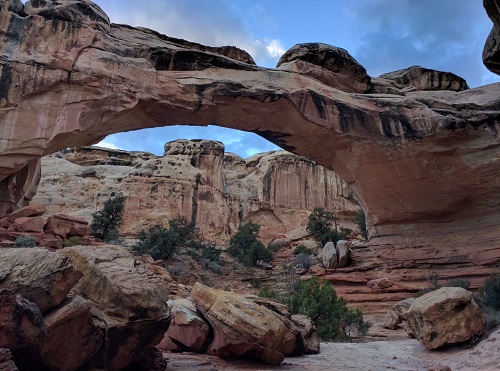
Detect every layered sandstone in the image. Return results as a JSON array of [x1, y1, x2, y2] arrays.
[[33, 141, 359, 244], [1, 0, 499, 242]]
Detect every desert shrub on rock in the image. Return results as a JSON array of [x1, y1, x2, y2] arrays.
[[13, 235, 36, 247], [288, 278, 370, 341], [356, 210, 368, 239], [293, 244, 314, 255], [133, 216, 199, 260], [90, 193, 125, 242], [476, 273, 500, 312], [307, 208, 350, 246], [228, 222, 272, 266]]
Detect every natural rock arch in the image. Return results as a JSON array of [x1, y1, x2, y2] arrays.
[[1, 0, 500, 247]]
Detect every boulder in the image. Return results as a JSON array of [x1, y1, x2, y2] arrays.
[[61, 245, 171, 370], [6, 204, 46, 223], [276, 43, 371, 93], [336, 240, 350, 268], [311, 264, 326, 276], [383, 297, 415, 330], [321, 242, 337, 269], [405, 287, 486, 349], [0, 290, 46, 349], [11, 216, 46, 233], [44, 214, 91, 239], [39, 295, 103, 371], [368, 277, 394, 290], [190, 283, 300, 365], [0, 348, 18, 371], [290, 314, 320, 354], [158, 299, 210, 353], [0, 248, 82, 313]]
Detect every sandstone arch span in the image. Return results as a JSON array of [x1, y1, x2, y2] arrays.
[[1, 0, 500, 247]]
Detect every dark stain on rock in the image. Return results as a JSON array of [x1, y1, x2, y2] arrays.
[[262, 164, 274, 203], [309, 90, 327, 120], [148, 49, 173, 71], [191, 173, 201, 223], [0, 64, 12, 101], [170, 50, 256, 72]]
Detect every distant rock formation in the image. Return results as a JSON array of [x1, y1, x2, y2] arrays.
[[33, 140, 359, 245]]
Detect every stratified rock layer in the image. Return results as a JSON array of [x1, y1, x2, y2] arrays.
[[33, 141, 358, 244]]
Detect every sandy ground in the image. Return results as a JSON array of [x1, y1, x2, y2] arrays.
[[164, 327, 500, 371]]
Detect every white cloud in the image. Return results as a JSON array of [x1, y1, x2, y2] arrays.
[[93, 140, 121, 150], [266, 39, 286, 58]]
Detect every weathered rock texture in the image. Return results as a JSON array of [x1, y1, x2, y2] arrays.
[[0, 245, 172, 370], [1, 0, 500, 243], [190, 283, 319, 365], [33, 142, 358, 244], [483, 0, 500, 74], [1, 0, 500, 314], [405, 287, 486, 349]]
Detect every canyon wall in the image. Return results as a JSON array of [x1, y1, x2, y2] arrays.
[[1, 0, 500, 279], [33, 140, 359, 244]]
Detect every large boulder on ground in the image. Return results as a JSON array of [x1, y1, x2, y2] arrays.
[[0, 290, 45, 349], [0, 248, 82, 313], [321, 241, 338, 269], [383, 297, 415, 330], [39, 295, 103, 371], [6, 204, 46, 223], [60, 245, 171, 370], [158, 298, 210, 352], [190, 283, 301, 365], [405, 287, 486, 349], [290, 314, 320, 354]]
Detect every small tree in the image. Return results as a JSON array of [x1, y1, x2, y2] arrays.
[[288, 278, 370, 341], [307, 207, 349, 246], [133, 216, 199, 260], [90, 194, 125, 242], [228, 222, 272, 266], [356, 210, 368, 240]]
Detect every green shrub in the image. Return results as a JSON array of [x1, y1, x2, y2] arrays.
[[250, 277, 262, 288], [356, 210, 368, 240], [445, 278, 471, 290], [307, 208, 350, 246], [258, 286, 280, 300], [201, 244, 222, 262], [288, 278, 370, 341], [476, 274, 500, 311], [293, 244, 314, 255], [132, 216, 200, 260], [61, 236, 81, 248], [416, 272, 472, 297], [228, 222, 272, 267], [13, 236, 36, 248], [90, 194, 125, 242]]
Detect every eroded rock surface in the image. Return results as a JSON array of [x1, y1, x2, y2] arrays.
[[33, 142, 358, 244], [1, 0, 500, 250], [405, 287, 486, 349]]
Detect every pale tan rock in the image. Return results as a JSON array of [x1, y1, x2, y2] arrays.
[[158, 299, 209, 352], [191, 283, 299, 365], [290, 314, 320, 354], [34, 143, 358, 245], [383, 297, 415, 330], [0, 290, 46, 349], [59, 245, 172, 370], [310, 264, 326, 276], [405, 287, 486, 349], [0, 248, 82, 313], [368, 277, 394, 290], [321, 242, 337, 269]]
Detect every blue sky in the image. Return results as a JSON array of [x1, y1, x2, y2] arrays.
[[91, 0, 500, 158]]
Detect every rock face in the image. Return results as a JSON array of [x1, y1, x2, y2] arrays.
[[405, 287, 486, 349], [0, 245, 172, 370], [0, 0, 500, 248], [483, 0, 500, 75], [189, 283, 319, 365], [33, 142, 358, 244]]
